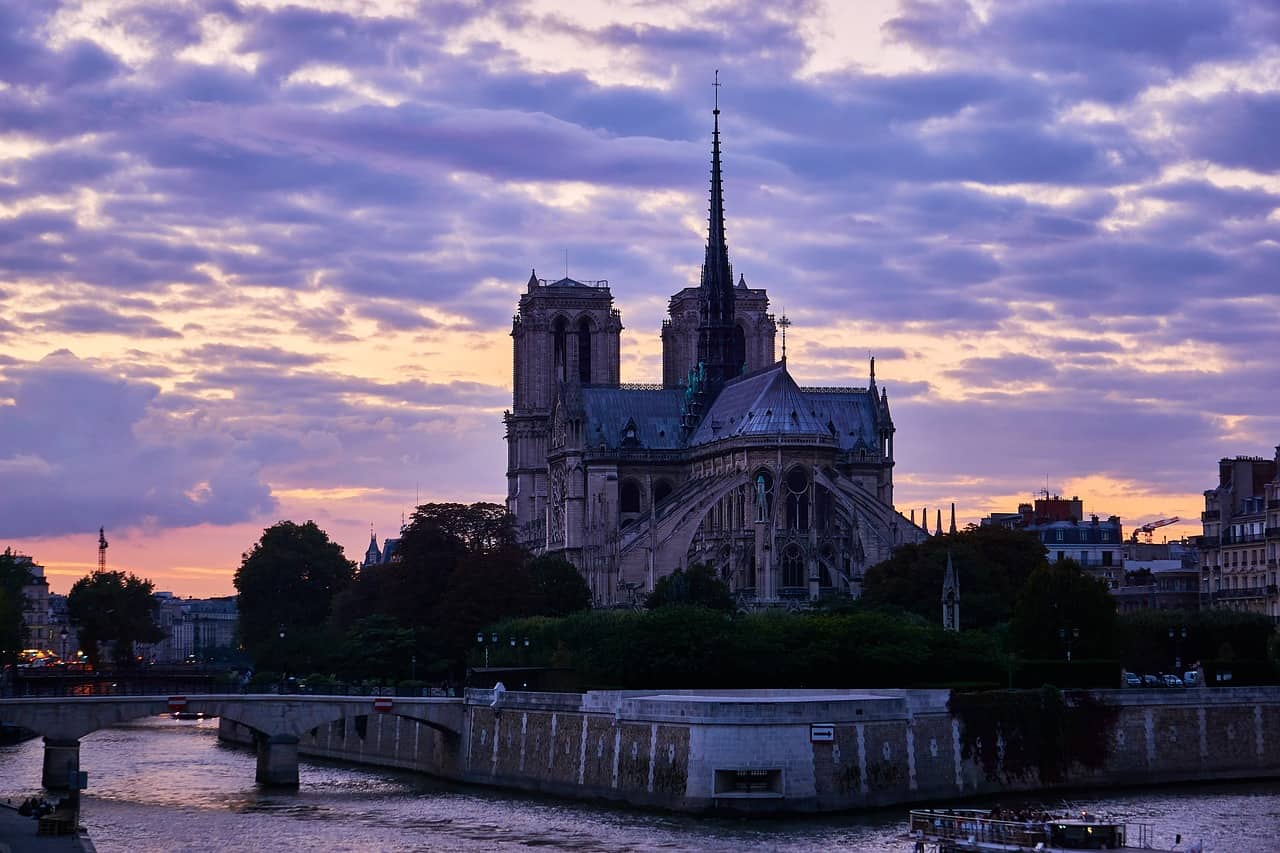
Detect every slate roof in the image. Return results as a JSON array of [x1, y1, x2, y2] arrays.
[[572, 363, 881, 453], [802, 387, 881, 453], [580, 386, 685, 451], [690, 362, 854, 446]]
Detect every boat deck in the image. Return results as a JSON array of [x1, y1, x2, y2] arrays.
[[907, 808, 1161, 852]]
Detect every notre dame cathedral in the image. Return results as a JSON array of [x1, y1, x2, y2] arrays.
[[504, 102, 927, 606]]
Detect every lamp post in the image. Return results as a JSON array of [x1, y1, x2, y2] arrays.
[[410, 654, 417, 682], [59, 627, 68, 664], [278, 626, 286, 694], [1058, 626, 1079, 662], [1169, 626, 1187, 672]]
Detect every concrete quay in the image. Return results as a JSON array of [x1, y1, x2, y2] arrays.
[[216, 686, 1280, 814], [0, 801, 94, 853]]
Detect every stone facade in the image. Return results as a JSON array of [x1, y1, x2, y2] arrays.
[[503, 109, 926, 606], [1199, 448, 1280, 620]]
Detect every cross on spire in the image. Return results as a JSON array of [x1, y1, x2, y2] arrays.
[[713, 68, 721, 113]]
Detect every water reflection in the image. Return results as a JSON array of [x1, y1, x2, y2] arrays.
[[0, 716, 1275, 852]]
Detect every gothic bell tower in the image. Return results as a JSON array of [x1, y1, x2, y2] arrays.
[[505, 271, 621, 548]]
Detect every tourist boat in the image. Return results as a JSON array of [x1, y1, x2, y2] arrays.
[[906, 808, 1189, 852]]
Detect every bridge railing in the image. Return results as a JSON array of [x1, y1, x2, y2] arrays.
[[1, 673, 461, 700]]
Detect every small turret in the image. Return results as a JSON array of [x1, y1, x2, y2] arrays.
[[942, 551, 960, 632]]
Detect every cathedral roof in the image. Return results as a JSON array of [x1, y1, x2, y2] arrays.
[[679, 361, 883, 450], [801, 386, 881, 454], [580, 386, 685, 450], [689, 362, 833, 446]]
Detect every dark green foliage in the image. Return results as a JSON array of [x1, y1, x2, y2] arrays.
[[527, 554, 592, 617], [336, 615, 416, 681], [331, 503, 559, 680], [0, 549, 29, 663], [949, 687, 1118, 784], [483, 607, 1006, 689], [1117, 608, 1276, 677], [862, 526, 1048, 629], [1010, 559, 1117, 660], [646, 563, 733, 611], [1009, 659, 1122, 689], [67, 570, 165, 667], [234, 520, 355, 669]]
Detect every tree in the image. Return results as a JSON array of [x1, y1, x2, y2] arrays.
[[1010, 559, 1117, 660], [67, 570, 165, 667], [235, 521, 355, 667], [333, 502, 539, 680], [862, 526, 1048, 629], [0, 549, 30, 664], [336, 615, 416, 681], [527, 554, 591, 616], [646, 563, 734, 611]]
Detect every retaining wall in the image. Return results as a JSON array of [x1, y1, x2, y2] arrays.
[[219, 686, 1280, 813]]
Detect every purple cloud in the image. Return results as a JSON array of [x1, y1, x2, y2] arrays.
[[0, 352, 274, 538]]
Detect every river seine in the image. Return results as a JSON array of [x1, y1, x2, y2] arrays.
[[1, 717, 1277, 852]]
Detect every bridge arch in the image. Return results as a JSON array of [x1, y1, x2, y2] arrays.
[[0, 694, 464, 789]]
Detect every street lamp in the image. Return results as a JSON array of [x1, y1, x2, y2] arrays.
[[1169, 626, 1187, 672], [59, 627, 68, 663], [475, 632, 513, 669], [411, 654, 417, 682], [278, 626, 286, 694], [1058, 626, 1079, 662]]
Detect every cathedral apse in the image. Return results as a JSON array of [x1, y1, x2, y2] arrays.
[[503, 96, 928, 606]]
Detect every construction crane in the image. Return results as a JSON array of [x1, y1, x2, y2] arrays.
[[98, 527, 108, 573], [1129, 516, 1179, 544]]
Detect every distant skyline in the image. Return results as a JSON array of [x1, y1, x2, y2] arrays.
[[3, 0, 1279, 596]]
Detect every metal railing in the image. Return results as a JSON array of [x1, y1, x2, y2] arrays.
[[3, 680, 454, 700], [1219, 532, 1267, 545], [1213, 586, 1272, 600], [908, 810, 1046, 848]]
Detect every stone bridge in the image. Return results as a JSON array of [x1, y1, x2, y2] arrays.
[[0, 694, 464, 788]]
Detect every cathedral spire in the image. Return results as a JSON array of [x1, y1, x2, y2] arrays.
[[703, 71, 732, 300], [696, 70, 737, 395]]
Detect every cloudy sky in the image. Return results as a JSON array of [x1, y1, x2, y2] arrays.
[[3, 0, 1279, 597]]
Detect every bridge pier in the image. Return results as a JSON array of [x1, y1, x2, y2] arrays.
[[42, 737, 80, 790], [255, 733, 300, 786]]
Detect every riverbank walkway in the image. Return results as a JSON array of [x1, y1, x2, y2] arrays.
[[0, 801, 93, 853]]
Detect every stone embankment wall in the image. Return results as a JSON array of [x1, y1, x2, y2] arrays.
[[219, 687, 1280, 813]]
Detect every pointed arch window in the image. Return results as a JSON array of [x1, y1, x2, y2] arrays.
[[553, 317, 568, 383], [782, 544, 805, 589], [578, 317, 592, 383], [785, 467, 809, 531]]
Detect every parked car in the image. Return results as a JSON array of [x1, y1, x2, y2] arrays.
[[1162, 674, 1184, 687], [1142, 674, 1160, 687], [1183, 670, 1201, 687], [1123, 672, 1142, 687]]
